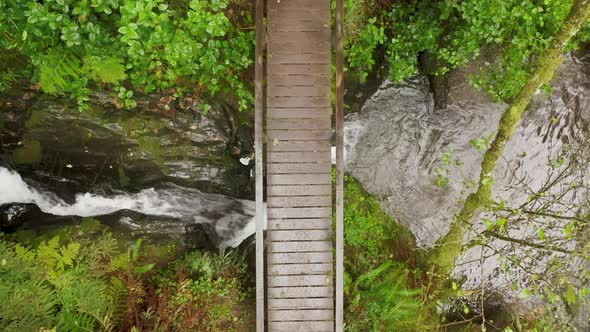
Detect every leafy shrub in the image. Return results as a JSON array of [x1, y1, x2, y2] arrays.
[[344, 0, 575, 101], [0, 235, 118, 331], [140, 250, 252, 331], [0, 0, 254, 111], [0, 226, 254, 331]]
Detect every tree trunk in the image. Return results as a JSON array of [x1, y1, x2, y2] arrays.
[[428, 0, 590, 274]]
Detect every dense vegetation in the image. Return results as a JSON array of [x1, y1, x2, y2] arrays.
[[343, 0, 590, 101], [0, 219, 254, 331], [0, 0, 254, 111]]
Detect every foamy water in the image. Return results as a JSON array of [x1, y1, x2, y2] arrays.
[[0, 166, 256, 247], [0, 167, 180, 218]]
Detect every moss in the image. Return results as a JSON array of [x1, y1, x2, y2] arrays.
[[79, 218, 105, 234], [12, 139, 42, 164], [24, 110, 46, 129], [117, 166, 130, 187]]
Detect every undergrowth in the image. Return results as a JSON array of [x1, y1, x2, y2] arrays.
[[340, 174, 437, 331], [0, 219, 254, 332]]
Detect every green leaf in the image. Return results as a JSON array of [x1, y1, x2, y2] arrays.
[[90, 57, 127, 84], [518, 288, 531, 299], [537, 228, 545, 240], [564, 285, 577, 305]]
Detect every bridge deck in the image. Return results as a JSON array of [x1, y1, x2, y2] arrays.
[[265, 0, 334, 331]]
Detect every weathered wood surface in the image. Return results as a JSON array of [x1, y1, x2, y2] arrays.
[[265, 0, 334, 330], [255, 0, 265, 331]]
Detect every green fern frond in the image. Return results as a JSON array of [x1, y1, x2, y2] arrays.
[[349, 262, 425, 331], [0, 68, 16, 92], [38, 47, 84, 94], [56, 309, 97, 332], [89, 56, 126, 84], [108, 277, 129, 324]]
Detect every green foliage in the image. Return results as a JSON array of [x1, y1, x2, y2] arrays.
[[347, 261, 424, 332], [0, 0, 254, 111], [0, 235, 115, 332], [344, 0, 576, 101], [342, 174, 415, 276], [141, 249, 252, 331], [346, 17, 385, 83], [0, 67, 16, 92], [0, 226, 253, 332], [339, 174, 437, 330]]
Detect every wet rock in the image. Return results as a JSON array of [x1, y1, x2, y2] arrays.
[[183, 223, 220, 250], [345, 54, 590, 248], [1, 95, 252, 198], [236, 232, 257, 273], [0, 203, 42, 232]]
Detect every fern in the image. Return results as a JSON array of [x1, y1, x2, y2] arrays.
[[348, 262, 425, 331], [56, 310, 97, 332], [0, 68, 16, 92], [89, 56, 126, 84], [0, 240, 56, 332], [38, 47, 84, 94], [108, 276, 129, 325]]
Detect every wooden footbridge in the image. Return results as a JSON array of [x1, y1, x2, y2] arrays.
[[254, 0, 345, 331]]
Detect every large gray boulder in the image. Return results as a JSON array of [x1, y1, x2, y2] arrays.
[[344, 54, 590, 248]]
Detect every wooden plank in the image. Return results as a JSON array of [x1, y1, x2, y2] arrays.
[[268, 229, 332, 241], [268, 275, 333, 287], [268, 96, 330, 108], [268, 64, 330, 76], [268, 252, 333, 264], [269, 40, 331, 54], [268, 141, 330, 152], [268, 52, 331, 64], [268, 263, 333, 276], [267, 185, 331, 196], [268, 74, 329, 86], [268, 0, 331, 11], [268, 241, 333, 253], [267, 207, 332, 219], [267, 108, 331, 119], [268, 219, 332, 230], [268, 6, 329, 19], [270, 32, 331, 45], [267, 286, 333, 299], [268, 173, 330, 185], [268, 85, 329, 97], [268, 11, 328, 25], [268, 298, 334, 310], [268, 309, 334, 321], [268, 19, 331, 32], [267, 129, 331, 141], [267, 196, 331, 208], [267, 152, 330, 163], [267, 118, 331, 130], [269, 321, 334, 332], [268, 163, 331, 174]]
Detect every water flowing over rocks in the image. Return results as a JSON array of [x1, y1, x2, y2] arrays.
[[344, 54, 590, 248], [1, 94, 253, 199], [0, 94, 256, 250], [344, 53, 590, 325], [0, 166, 255, 249]]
